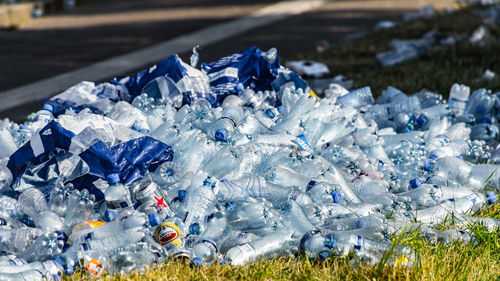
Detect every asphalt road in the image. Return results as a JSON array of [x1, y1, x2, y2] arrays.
[[0, 0, 456, 122]]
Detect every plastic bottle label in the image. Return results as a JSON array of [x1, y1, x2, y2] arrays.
[[208, 67, 239, 82], [293, 135, 313, 155]]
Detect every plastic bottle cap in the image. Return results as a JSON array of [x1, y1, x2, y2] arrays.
[[456, 155, 464, 160], [265, 108, 276, 119], [234, 83, 244, 93], [319, 250, 331, 261], [54, 257, 74, 275], [486, 191, 496, 205], [215, 129, 227, 142], [191, 257, 204, 267], [423, 160, 431, 171], [429, 154, 438, 160], [178, 190, 186, 202], [330, 191, 342, 203], [42, 103, 54, 112], [54, 231, 68, 245], [409, 178, 422, 189], [19, 125, 29, 130], [148, 213, 160, 227], [219, 258, 228, 265], [106, 173, 121, 184], [65, 264, 74, 275], [189, 223, 201, 235], [416, 114, 427, 126]]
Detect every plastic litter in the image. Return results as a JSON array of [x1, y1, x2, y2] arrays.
[[376, 29, 439, 67], [285, 60, 330, 78], [0, 46, 497, 278]]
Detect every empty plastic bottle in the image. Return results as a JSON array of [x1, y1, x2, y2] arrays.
[[104, 173, 133, 221], [18, 188, 64, 233]]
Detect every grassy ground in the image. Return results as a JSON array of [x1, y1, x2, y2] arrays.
[[65, 5, 500, 281], [290, 5, 500, 98], [66, 204, 499, 281]]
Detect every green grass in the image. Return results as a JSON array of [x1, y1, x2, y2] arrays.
[[289, 5, 500, 98], [64, 204, 499, 281], [64, 5, 500, 281]]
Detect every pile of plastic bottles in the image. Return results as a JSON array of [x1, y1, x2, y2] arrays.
[[0, 46, 498, 279]]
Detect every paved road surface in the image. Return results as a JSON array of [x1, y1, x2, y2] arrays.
[[0, 0, 456, 122]]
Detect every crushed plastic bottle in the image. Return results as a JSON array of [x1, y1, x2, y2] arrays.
[[0, 46, 497, 279]]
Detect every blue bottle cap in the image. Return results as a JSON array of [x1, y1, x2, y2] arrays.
[[148, 213, 160, 227], [456, 155, 464, 160], [65, 264, 74, 275], [106, 173, 120, 184], [277, 105, 283, 113], [54, 257, 74, 275], [357, 217, 368, 228], [423, 160, 431, 171], [416, 114, 427, 126], [42, 103, 54, 112], [331, 191, 342, 203], [265, 108, 276, 119], [219, 258, 228, 266], [318, 250, 331, 261], [189, 223, 201, 235], [234, 83, 244, 93], [409, 178, 422, 189], [215, 129, 227, 142], [54, 231, 68, 243], [191, 257, 204, 267], [178, 190, 186, 202], [19, 125, 29, 130], [486, 191, 496, 205], [306, 180, 317, 192]]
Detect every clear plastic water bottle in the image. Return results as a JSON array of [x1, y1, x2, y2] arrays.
[[63, 189, 95, 233], [0, 227, 43, 254], [177, 177, 217, 235], [190, 211, 227, 266], [226, 199, 278, 235], [0, 128, 18, 159], [448, 84, 470, 116], [225, 228, 295, 265], [18, 188, 64, 233], [104, 173, 133, 221], [19, 231, 67, 262], [211, 106, 245, 142]]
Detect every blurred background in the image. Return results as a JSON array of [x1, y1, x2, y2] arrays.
[[2, 0, 498, 122]]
